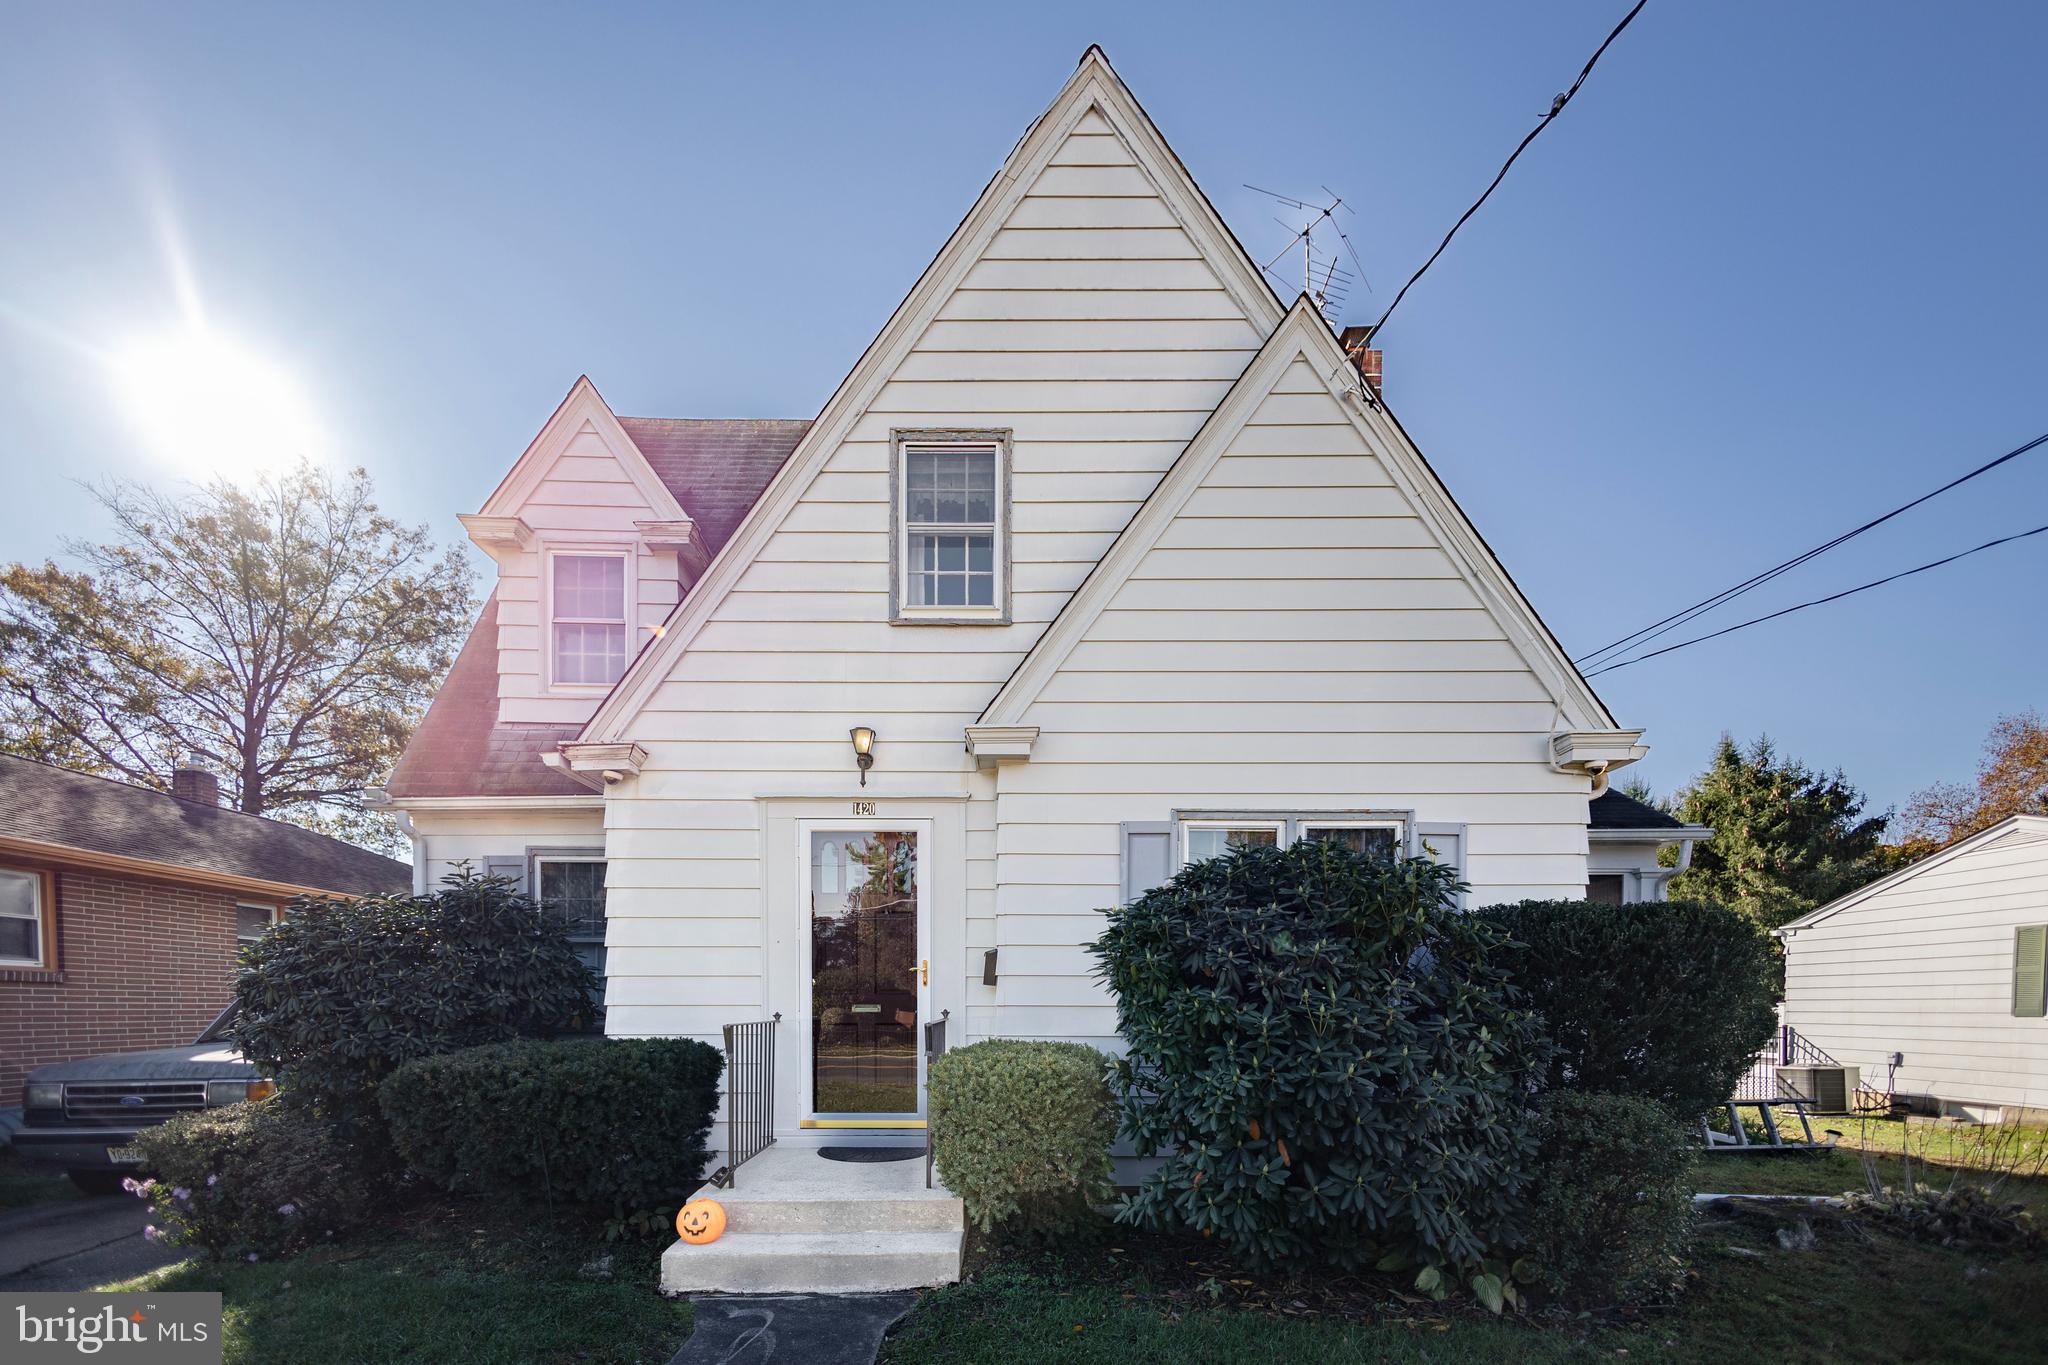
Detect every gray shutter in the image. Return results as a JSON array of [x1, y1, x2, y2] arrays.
[[1416, 822, 1467, 910], [2015, 925, 2047, 1018], [483, 855, 529, 894], [1120, 822, 1174, 904]]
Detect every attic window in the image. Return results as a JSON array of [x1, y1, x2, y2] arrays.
[[892, 430, 1010, 622], [551, 552, 629, 686]]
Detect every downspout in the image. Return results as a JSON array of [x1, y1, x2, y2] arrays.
[[395, 811, 426, 894]]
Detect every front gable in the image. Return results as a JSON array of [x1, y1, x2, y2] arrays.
[[580, 47, 1284, 744]]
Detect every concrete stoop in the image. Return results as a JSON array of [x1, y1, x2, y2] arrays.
[[660, 1146, 964, 1295]]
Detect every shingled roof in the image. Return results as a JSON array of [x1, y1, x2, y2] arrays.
[[1587, 789, 1687, 831], [389, 416, 808, 801], [0, 754, 411, 895]]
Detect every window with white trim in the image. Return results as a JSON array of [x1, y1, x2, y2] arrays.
[[551, 552, 629, 685], [1177, 813, 1410, 867], [235, 903, 279, 948], [0, 866, 54, 969], [894, 433, 1008, 620]]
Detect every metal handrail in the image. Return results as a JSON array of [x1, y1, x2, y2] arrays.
[[711, 1013, 780, 1189], [924, 1009, 949, 1189]]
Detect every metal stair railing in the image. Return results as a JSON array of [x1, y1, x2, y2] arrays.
[[924, 1010, 949, 1189], [710, 1013, 780, 1189]]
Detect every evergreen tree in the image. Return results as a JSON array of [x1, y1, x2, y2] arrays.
[[1669, 735, 1888, 929]]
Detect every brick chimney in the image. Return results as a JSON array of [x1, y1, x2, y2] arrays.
[[1338, 325, 1383, 397], [172, 762, 220, 807]]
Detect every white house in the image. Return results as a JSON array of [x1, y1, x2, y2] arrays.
[[1778, 814, 2048, 1122], [372, 47, 1662, 1289]]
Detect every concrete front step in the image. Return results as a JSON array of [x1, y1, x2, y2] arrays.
[[659, 1229, 964, 1295], [719, 1193, 963, 1234]]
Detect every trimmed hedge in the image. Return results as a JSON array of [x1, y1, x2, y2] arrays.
[[929, 1040, 1115, 1238], [233, 869, 598, 1141], [1524, 1091, 1696, 1305], [1478, 900, 1780, 1118], [1091, 840, 1545, 1281], [379, 1037, 722, 1215], [133, 1099, 377, 1259]]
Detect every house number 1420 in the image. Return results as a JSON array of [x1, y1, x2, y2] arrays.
[[852, 800, 877, 817]]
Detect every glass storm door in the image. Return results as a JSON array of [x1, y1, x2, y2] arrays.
[[806, 829, 923, 1122]]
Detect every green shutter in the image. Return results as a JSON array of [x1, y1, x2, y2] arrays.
[[2014, 926, 2047, 1018]]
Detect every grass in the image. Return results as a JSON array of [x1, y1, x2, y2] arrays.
[[881, 1204, 2048, 1364], [1693, 1113, 2048, 1214], [0, 1148, 83, 1211], [99, 1201, 691, 1365]]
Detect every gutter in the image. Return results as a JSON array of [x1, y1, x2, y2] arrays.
[[0, 834, 384, 902]]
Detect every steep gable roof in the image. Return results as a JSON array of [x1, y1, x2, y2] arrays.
[[615, 418, 810, 553], [0, 754, 410, 895], [578, 46, 1286, 744], [475, 375, 689, 524], [974, 296, 1618, 733]]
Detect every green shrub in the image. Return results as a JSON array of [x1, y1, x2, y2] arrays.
[[1523, 1091, 1696, 1305], [131, 1100, 378, 1259], [1090, 841, 1544, 1283], [1477, 900, 1779, 1118], [233, 869, 598, 1141], [929, 1040, 1115, 1238], [379, 1037, 722, 1217]]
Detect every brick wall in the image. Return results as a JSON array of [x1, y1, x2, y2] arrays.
[[0, 865, 258, 1104]]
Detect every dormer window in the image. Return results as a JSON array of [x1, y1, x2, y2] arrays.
[[892, 429, 1010, 623], [551, 551, 629, 686]]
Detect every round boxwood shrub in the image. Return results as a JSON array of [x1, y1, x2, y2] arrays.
[[1091, 840, 1544, 1282], [1524, 1091, 1697, 1305], [233, 868, 598, 1140], [928, 1039, 1115, 1238], [132, 1099, 378, 1259], [379, 1037, 723, 1216], [1477, 900, 1779, 1118]]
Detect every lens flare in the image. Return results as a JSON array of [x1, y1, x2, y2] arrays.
[[112, 327, 319, 482]]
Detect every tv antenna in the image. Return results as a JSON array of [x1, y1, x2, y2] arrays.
[[1244, 184, 1373, 323]]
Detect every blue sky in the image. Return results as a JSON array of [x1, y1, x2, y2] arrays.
[[2, 1, 2043, 818]]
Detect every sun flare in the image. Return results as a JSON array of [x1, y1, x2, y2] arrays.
[[112, 326, 320, 483]]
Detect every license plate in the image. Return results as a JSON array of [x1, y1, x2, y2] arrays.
[[107, 1146, 144, 1165]]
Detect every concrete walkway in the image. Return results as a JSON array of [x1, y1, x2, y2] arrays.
[[0, 1194, 184, 1291], [669, 1293, 919, 1365]]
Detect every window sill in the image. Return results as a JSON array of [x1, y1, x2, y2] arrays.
[[0, 966, 64, 983], [890, 611, 1011, 627]]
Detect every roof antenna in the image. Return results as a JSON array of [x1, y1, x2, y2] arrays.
[[1243, 184, 1372, 323]]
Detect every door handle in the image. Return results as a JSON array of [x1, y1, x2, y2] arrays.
[[920, 958, 929, 986]]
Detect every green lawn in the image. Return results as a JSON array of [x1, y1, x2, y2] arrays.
[[0, 1148, 82, 1210], [1693, 1113, 2048, 1214], [99, 1202, 691, 1365], [882, 1203, 2048, 1364]]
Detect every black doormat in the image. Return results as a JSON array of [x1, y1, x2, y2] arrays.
[[816, 1145, 922, 1163]]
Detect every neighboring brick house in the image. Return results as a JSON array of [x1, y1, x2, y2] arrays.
[[0, 755, 410, 1105]]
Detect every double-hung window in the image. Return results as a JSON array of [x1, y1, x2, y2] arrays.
[[1177, 812, 1410, 868], [535, 854, 608, 979], [1182, 821, 1283, 864], [235, 903, 279, 949], [894, 432, 1008, 621], [551, 552, 629, 686], [0, 866, 55, 970]]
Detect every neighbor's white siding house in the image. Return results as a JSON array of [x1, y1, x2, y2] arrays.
[[1778, 814, 2048, 1120]]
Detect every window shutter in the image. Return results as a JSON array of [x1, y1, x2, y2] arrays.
[[1416, 822, 1467, 909], [2015, 925, 2047, 1018], [483, 855, 529, 894], [1120, 822, 1174, 904]]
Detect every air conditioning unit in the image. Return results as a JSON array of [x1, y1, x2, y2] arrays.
[[1775, 1064, 1860, 1113]]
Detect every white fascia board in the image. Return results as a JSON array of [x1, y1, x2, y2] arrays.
[[577, 46, 1284, 745], [476, 376, 688, 525]]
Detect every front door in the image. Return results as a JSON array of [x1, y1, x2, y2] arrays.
[[800, 825, 928, 1127]]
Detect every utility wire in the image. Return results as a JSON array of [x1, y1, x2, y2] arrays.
[[1368, 0, 1650, 341], [1575, 429, 2048, 666], [1584, 521, 2048, 677]]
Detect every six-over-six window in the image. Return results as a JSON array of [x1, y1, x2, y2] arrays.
[[894, 433, 1008, 620], [552, 552, 629, 686]]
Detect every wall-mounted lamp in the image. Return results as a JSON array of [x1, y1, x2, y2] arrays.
[[849, 726, 876, 786]]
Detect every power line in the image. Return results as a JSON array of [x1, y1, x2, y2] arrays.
[[1368, 0, 1649, 342], [1584, 521, 2048, 677], [1575, 429, 2048, 666]]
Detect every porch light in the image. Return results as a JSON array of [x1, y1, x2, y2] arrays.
[[850, 726, 877, 786]]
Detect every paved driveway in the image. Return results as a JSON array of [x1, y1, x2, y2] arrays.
[[0, 1193, 185, 1290]]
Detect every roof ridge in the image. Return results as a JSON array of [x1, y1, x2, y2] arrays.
[[0, 752, 375, 844]]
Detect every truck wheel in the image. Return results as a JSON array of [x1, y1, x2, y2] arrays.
[[68, 1169, 129, 1196]]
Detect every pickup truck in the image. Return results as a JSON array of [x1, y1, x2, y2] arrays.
[[13, 1006, 275, 1193]]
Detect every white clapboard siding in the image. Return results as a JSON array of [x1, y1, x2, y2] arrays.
[[1782, 825, 2048, 1111]]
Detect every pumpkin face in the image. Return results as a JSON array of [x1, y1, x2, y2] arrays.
[[676, 1198, 727, 1245]]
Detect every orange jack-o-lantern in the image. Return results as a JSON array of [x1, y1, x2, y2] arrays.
[[676, 1198, 727, 1245]]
